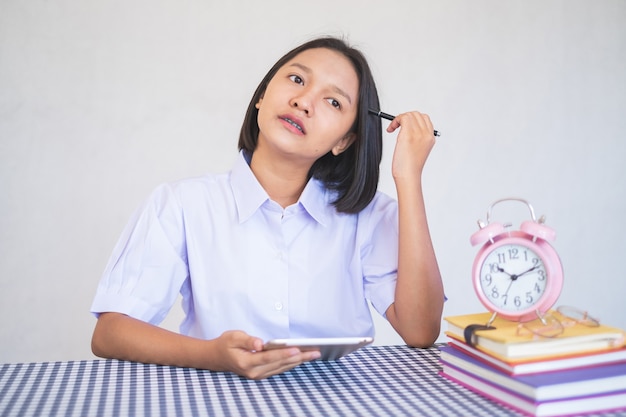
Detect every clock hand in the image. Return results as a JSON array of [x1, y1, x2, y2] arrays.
[[499, 264, 539, 306], [502, 279, 515, 297], [497, 265, 538, 281], [496, 266, 512, 277], [497, 266, 517, 299], [516, 265, 538, 278]]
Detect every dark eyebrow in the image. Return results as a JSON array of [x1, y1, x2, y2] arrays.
[[288, 62, 353, 105]]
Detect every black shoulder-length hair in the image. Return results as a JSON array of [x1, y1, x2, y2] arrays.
[[238, 36, 383, 214]]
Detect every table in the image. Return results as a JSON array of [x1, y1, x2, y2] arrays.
[[1, 345, 625, 417]]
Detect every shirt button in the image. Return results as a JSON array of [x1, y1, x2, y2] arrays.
[[274, 302, 283, 311]]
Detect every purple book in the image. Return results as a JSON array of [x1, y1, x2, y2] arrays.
[[441, 366, 626, 417], [439, 345, 626, 401]]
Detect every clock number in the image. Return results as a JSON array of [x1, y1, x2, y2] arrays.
[[537, 269, 545, 281], [525, 292, 534, 304], [508, 248, 519, 260], [497, 253, 506, 264], [514, 296, 521, 307], [534, 282, 541, 293], [489, 263, 499, 273], [483, 274, 493, 286], [491, 287, 499, 299]]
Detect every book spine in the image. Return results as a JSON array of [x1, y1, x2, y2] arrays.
[[439, 369, 536, 416]]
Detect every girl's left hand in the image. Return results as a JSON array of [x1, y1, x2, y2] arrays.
[[385, 111, 436, 181]]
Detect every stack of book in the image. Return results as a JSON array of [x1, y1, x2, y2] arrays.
[[439, 311, 626, 416]]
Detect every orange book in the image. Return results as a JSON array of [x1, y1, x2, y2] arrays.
[[444, 311, 626, 360]]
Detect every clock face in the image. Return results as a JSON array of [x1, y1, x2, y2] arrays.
[[478, 242, 548, 313]]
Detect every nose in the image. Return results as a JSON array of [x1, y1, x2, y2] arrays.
[[289, 93, 312, 116]]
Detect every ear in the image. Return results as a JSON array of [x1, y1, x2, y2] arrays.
[[331, 132, 356, 156], [255, 98, 263, 109]]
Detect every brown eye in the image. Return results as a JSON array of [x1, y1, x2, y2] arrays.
[[327, 98, 341, 109], [289, 75, 304, 85]]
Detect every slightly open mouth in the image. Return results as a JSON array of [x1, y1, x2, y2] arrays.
[[281, 117, 304, 134]]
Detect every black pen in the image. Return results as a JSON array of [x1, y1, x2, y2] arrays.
[[368, 109, 440, 137]]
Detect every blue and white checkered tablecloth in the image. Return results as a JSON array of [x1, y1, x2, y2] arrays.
[[1, 345, 625, 417]]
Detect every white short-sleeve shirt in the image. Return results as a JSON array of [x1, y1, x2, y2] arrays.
[[91, 151, 399, 341]]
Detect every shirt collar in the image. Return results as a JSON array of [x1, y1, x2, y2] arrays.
[[231, 151, 268, 223], [298, 176, 333, 226], [230, 150, 334, 226]]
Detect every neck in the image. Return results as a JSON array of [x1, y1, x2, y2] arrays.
[[249, 147, 312, 209]]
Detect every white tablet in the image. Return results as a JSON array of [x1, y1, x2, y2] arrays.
[[263, 336, 374, 361]]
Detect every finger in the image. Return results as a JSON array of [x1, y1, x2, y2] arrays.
[[227, 330, 264, 352], [247, 350, 321, 380], [405, 112, 433, 132], [248, 337, 264, 352], [386, 111, 432, 134], [387, 111, 436, 136], [386, 117, 401, 133], [257, 347, 320, 370], [420, 113, 434, 133]]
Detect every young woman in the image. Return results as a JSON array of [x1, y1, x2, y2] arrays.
[[91, 36, 444, 380]]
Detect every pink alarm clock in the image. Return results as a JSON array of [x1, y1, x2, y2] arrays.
[[470, 198, 564, 322]]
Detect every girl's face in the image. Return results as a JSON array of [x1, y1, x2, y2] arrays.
[[256, 47, 359, 164]]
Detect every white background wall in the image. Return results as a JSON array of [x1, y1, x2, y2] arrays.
[[1, 0, 625, 363]]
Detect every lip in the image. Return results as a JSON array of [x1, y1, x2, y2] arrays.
[[278, 114, 306, 135]]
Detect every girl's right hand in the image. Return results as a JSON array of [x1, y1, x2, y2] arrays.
[[91, 313, 318, 380], [208, 330, 320, 380]]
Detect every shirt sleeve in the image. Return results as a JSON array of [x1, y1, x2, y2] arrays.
[[90, 183, 189, 325], [359, 193, 399, 319]]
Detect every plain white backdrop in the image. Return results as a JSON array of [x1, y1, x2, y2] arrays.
[[1, 0, 625, 363]]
